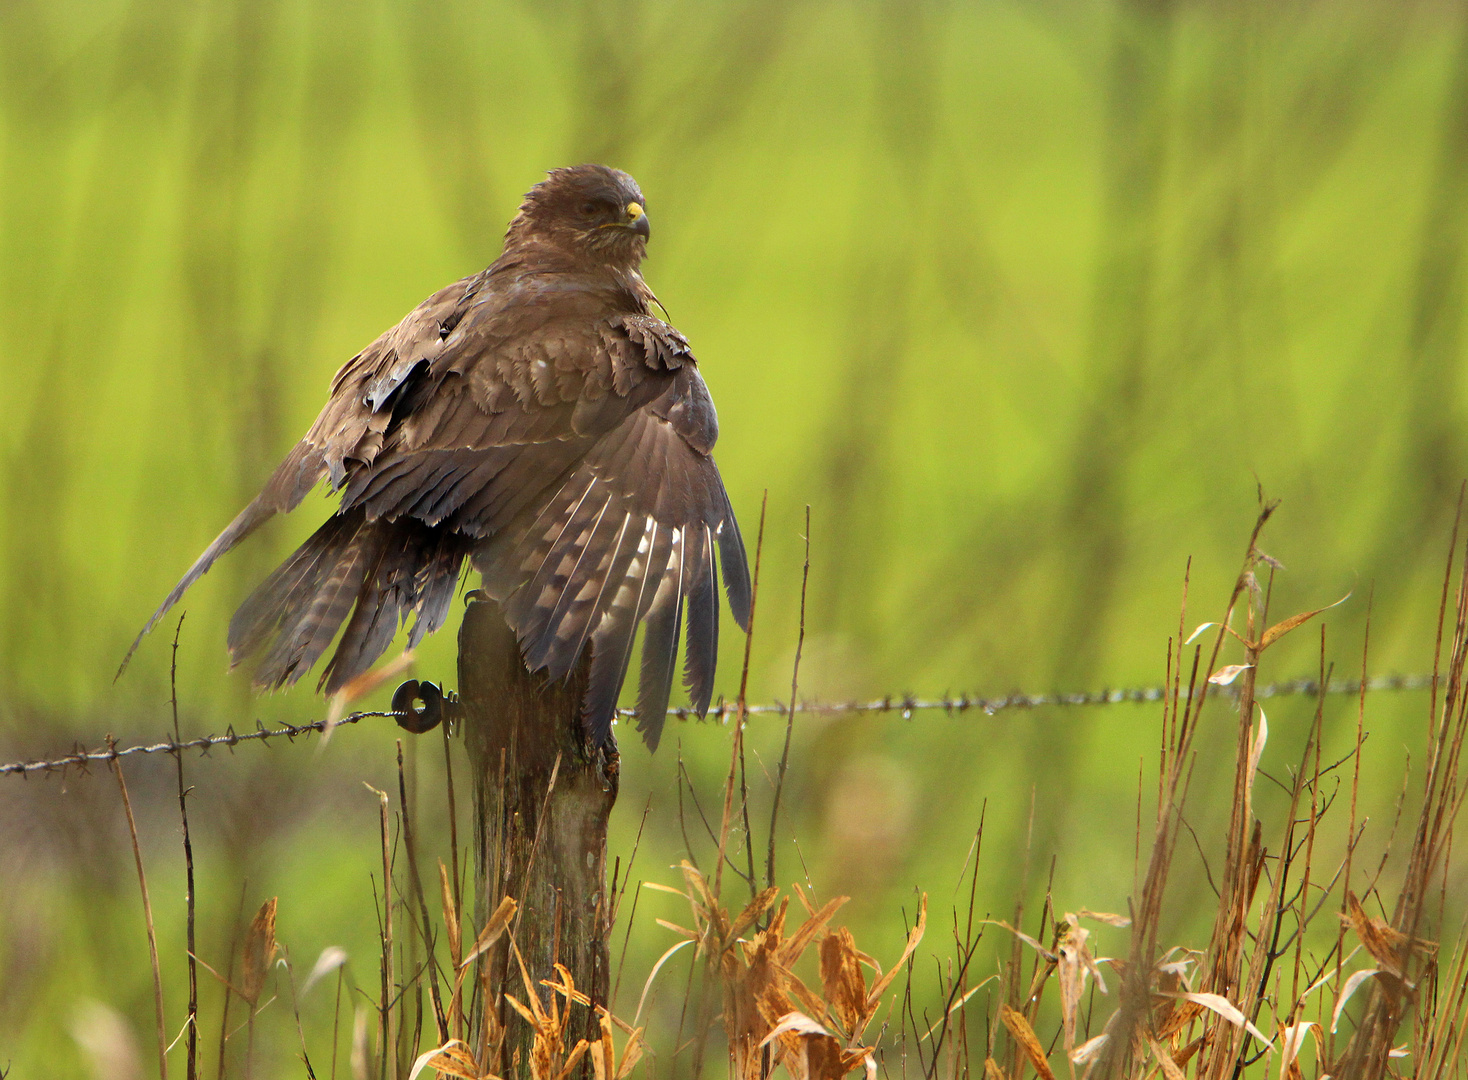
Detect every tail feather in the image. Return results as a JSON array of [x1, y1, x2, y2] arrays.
[[320, 535, 411, 694], [681, 524, 719, 717], [716, 492, 751, 631], [254, 530, 371, 689], [634, 530, 686, 750], [408, 537, 468, 648], [228, 511, 364, 662], [229, 508, 469, 693]]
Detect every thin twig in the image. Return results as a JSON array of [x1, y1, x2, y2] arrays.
[[441, 713, 462, 936], [396, 740, 449, 1042], [111, 743, 168, 1080], [730, 490, 768, 903], [766, 504, 810, 893], [365, 783, 393, 1080], [169, 616, 199, 1080], [217, 882, 247, 1080]]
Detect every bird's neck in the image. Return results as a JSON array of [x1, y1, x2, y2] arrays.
[[490, 244, 652, 311]]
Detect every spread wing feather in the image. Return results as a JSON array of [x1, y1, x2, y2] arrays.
[[681, 523, 719, 717], [127, 255, 750, 748], [636, 534, 685, 750], [477, 371, 748, 746]]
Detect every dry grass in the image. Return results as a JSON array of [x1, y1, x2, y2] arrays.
[[70, 500, 1468, 1080]]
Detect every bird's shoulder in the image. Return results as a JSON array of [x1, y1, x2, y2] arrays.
[[305, 262, 699, 474]]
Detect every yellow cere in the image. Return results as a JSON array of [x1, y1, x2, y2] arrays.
[[626, 202, 643, 219]]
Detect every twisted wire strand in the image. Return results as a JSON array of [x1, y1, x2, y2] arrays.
[[0, 673, 1436, 778]]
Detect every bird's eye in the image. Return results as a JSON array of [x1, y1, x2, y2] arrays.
[[580, 201, 599, 216]]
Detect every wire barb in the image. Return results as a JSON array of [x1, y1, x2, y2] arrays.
[[0, 673, 1436, 778], [0, 710, 399, 778]]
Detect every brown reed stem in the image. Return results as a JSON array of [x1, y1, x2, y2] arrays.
[[715, 491, 765, 902], [111, 741, 168, 1080], [766, 504, 809, 895], [397, 740, 449, 1041], [169, 615, 199, 1080]]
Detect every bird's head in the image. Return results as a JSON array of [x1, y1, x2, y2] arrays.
[[505, 164, 651, 267]]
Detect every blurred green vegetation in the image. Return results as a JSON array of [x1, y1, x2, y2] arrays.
[[3, 0, 1468, 1074]]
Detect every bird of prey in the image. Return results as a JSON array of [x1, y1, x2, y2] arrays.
[[124, 164, 751, 749]]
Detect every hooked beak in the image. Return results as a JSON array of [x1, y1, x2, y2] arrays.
[[624, 201, 650, 239]]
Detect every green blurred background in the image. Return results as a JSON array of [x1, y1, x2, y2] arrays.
[[3, 0, 1468, 1074]]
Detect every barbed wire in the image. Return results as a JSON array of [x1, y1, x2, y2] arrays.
[[0, 672, 1437, 780]]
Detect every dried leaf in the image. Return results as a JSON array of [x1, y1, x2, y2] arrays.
[[1147, 1037, 1186, 1080], [678, 861, 725, 936], [1185, 622, 1220, 645], [865, 895, 927, 1016], [780, 895, 851, 968], [1340, 892, 1433, 977], [1076, 910, 1131, 928], [408, 1039, 480, 1080], [1000, 1005, 1055, 1080], [635, 938, 693, 1025], [554, 1039, 592, 1080], [1069, 1034, 1108, 1065], [614, 1028, 646, 1080], [460, 896, 518, 969], [640, 881, 689, 899], [1209, 664, 1254, 686], [1330, 969, 1380, 1033], [1303, 946, 1361, 1000], [792, 881, 820, 917], [1173, 1037, 1205, 1070], [982, 920, 1056, 963], [1278, 1022, 1319, 1080], [1056, 925, 1084, 1051], [439, 861, 462, 970], [1256, 592, 1351, 651], [761, 1011, 833, 1045], [503, 993, 540, 1030], [325, 650, 417, 739], [352, 1004, 370, 1080], [241, 898, 278, 1007], [1245, 707, 1269, 818], [782, 963, 835, 1024], [543, 964, 592, 1009], [1172, 992, 1272, 1047], [1057, 915, 1109, 1050], [1156, 997, 1204, 1040], [301, 946, 348, 997], [590, 1035, 607, 1080], [598, 1012, 616, 1080], [821, 929, 868, 1033], [919, 980, 995, 1041], [725, 886, 780, 950], [654, 918, 699, 940]]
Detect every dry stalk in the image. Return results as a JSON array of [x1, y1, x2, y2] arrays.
[[110, 743, 169, 1080]]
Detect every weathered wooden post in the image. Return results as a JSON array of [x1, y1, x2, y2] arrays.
[[457, 596, 620, 1071]]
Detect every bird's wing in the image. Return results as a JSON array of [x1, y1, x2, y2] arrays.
[[123, 264, 748, 736], [475, 364, 752, 748], [216, 280, 714, 694], [116, 272, 485, 677]]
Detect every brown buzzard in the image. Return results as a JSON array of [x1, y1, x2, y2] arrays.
[[125, 165, 751, 749]]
